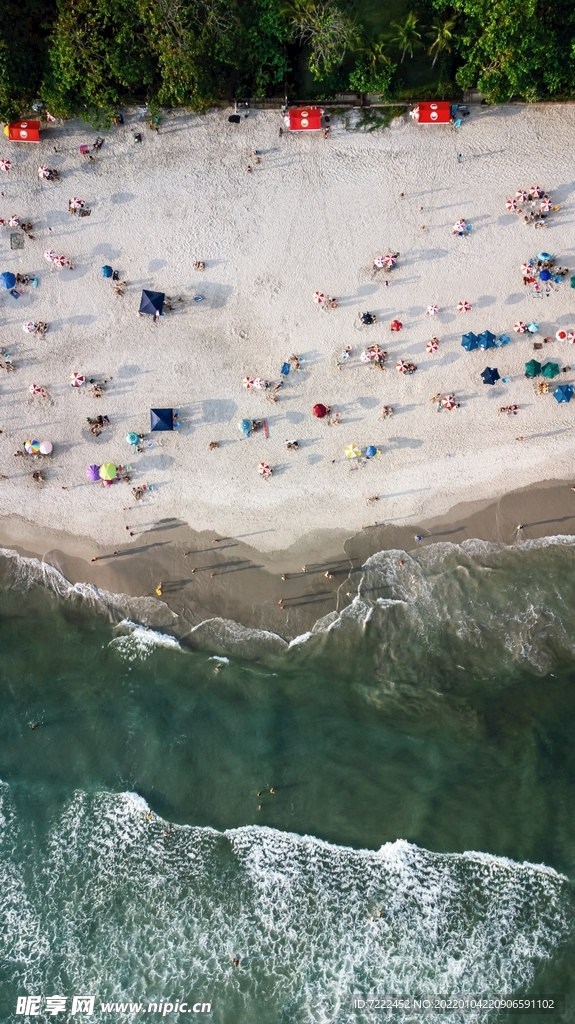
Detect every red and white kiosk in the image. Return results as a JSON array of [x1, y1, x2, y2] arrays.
[[410, 102, 452, 124], [3, 120, 41, 142], [285, 107, 325, 132]]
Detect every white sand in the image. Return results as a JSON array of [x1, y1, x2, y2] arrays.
[[1, 104, 575, 554]]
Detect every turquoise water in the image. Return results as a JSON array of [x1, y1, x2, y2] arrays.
[[2, 539, 575, 1022]]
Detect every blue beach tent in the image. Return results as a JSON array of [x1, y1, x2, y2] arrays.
[[461, 332, 479, 352], [150, 408, 173, 431], [140, 289, 165, 316]]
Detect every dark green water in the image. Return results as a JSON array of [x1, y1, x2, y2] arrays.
[[2, 538, 575, 1022]]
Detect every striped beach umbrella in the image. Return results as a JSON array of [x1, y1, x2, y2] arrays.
[[69, 197, 84, 210], [0, 159, 11, 172], [373, 256, 385, 268], [530, 185, 542, 198], [38, 166, 50, 179], [383, 253, 396, 267], [312, 291, 325, 304], [345, 444, 361, 458], [457, 300, 471, 313], [540, 198, 552, 212], [515, 189, 528, 201], [8, 216, 19, 227], [520, 262, 533, 275], [258, 462, 272, 477], [242, 376, 255, 389], [54, 254, 68, 267], [25, 439, 40, 454], [70, 372, 85, 387], [506, 198, 518, 211], [426, 303, 439, 316], [29, 384, 44, 396], [514, 321, 527, 333], [452, 220, 466, 233], [396, 360, 408, 373], [44, 249, 57, 262], [441, 395, 456, 409], [567, 332, 575, 344], [426, 339, 439, 354]]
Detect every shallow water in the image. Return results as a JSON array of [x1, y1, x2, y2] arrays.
[[2, 538, 575, 1022]]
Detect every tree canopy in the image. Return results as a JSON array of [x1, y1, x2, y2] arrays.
[[0, 0, 575, 123]]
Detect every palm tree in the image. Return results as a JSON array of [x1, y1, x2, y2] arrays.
[[361, 36, 392, 78], [427, 17, 456, 68], [389, 12, 422, 63]]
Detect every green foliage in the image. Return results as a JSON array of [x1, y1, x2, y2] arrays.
[[0, 0, 57, 122], [433, 0, 575, 101], [388, 12, 423, 63], [42, 0, 156, 122], [426, 17, 455, 68], [348, 52, 395, 97], [284, 0, 359, 79]]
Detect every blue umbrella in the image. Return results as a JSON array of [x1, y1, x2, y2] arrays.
[[101, 265, 113, 278], [238, 418, 252, 436], [461, 332, 479, 351], [126, 432, 139, 445], [554, 384, 574, 403], [365, 445, 378, 458], [527, 322, 539, 333], [481, 367, 500, 385], [0, 271, 16, 289], [478, 330, 496, 350], [539, 269, 551, 282], [537, 252, 553, 261]]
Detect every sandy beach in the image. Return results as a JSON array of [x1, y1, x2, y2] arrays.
[[2, 103, 575, 630]]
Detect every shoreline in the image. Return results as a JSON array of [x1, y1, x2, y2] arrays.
[[2, 477, 575, 641]]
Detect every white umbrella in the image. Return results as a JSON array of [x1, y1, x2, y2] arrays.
[[253, 378, 267, 389], [457, 300, 471, 313], [0, 159, 11, 172], [373, 256, 385, 268], [39, 441, 52, 455], [452, 220, 466, 233], [8, 216, 19, 227], [23, 322, 37, 334], [313, 291, 325, 304], [69, 197, 84, 210], [38, 166, 50, 179], [44, 249, 57, 262], [360, 350, 372, 363], [514, 321, 527, 333], [70, 372, 85, 387], [426, 303, 439, 316]]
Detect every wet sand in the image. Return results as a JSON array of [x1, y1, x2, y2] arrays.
[[2, 477, 575, 641]]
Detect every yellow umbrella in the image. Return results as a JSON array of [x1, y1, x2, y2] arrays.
[[98, 462, 117, 481], [345, 444, 361, 458]]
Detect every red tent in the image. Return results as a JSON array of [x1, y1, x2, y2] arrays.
[[411, 102, 451, 124], [287, 108, 324, 132], [4, 120, 41, 142]]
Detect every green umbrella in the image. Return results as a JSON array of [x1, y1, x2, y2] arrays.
[[525, 359, 541, 378], [542, 362, 560, 379], [99, 462, 117, 481]]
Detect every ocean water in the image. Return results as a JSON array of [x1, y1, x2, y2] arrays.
[[2, 538, 575, 1022]]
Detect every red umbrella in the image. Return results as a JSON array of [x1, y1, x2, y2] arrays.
[[312, 403, 328, 418], [390, 319, 402, 332]]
